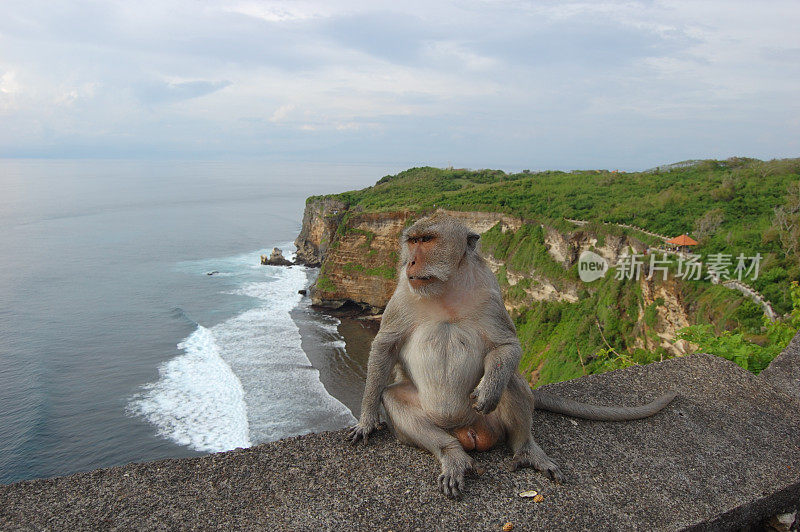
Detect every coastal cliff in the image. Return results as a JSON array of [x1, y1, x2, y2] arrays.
[[291, 161, 799, 386], [301, 208, 412, 312], [293, 197, 349, 267], [295, 200, 630, 309], [294, 199, 694, 359], [295, 201, 525, 313]]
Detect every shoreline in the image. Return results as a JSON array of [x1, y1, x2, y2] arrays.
[[290, 269, 376, 420]]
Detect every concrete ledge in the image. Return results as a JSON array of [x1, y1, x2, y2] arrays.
[[2, 353, 799, 531], [760, 330, 800, 399]]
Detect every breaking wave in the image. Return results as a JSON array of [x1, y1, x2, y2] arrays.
[[129, 247, 355, 452]]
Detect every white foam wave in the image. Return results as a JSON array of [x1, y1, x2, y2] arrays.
[[128, 325, 251, 452], [215, 265, 355, 442], [314, 315, 346, 349], [132, 247, 355, 452], [326, 339, 347, 349]]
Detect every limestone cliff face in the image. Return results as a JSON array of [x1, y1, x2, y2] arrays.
[[489, 228, 650, 310], [540, 229, 691, 355], [439, 209, 521, 234], [636, 277, 692, 355], [311, 210, 412, 312], [544, 228, 646, 268], [294, 198, 349, 267], [296, 202, 693, 356], [298, 203, 523, 311]]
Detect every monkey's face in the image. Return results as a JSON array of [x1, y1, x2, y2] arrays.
[[401, 219, 465, 298], [405, 232, 439, 291]]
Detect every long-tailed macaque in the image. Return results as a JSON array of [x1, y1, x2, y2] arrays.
[[348, 213, 677, 498]]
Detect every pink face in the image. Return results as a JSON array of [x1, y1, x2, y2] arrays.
[[405, 233, 437, 289]]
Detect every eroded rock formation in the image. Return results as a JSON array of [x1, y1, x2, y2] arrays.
[[295, 200, 697, 353], [293, 197, 349, 267], [261, 248, 292, 266]]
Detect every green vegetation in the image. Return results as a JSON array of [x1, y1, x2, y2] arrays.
[[481, 222, 578, 286], [316, 273, 338, 293], [512, 272, 666, 386], [677, 282, 800, 373], [314, 158, 800, 385], [342, 262, 396, 280]]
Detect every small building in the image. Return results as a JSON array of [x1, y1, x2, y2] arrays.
[[666, 234, 699, 254]]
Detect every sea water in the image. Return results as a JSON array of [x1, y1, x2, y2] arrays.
[[0, 159, 399, 484]]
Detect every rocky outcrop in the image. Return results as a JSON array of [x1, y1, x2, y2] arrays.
[[260, 248, 292, 266], [3, 347, 800, 530], [544, 228, 646, 269], [303, 203, 521, 312], [311, 210, 412, 312], [293, 198, 349, 267], [483, 253, 579, 308], [636, 277, 692, 355]]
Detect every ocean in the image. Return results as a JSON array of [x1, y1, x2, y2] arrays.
[[0, 159, 396, 484]]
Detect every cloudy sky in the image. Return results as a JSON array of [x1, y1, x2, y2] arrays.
[[0, 0, 798, 169]]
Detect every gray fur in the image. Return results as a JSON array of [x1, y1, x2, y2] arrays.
[[347, 213, 676, 498], [533, 389, 678, 421]]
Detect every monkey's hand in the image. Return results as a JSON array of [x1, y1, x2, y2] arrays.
[[470, 379, 502, 415], [347, 416, 387, 446]]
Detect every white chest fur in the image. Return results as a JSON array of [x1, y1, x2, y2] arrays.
[[400, 319, 486, 424]]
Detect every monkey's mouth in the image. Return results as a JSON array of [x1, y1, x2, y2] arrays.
[[408, 275, 434, 287]]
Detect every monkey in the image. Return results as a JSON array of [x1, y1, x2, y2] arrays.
[[347, 213, 677, 499]]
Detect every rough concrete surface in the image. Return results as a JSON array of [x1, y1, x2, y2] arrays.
[[760, 330, 800, 399], [2, 353, 799, 531]]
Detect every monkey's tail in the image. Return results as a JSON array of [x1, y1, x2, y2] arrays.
[[532, 390, 678, 421]]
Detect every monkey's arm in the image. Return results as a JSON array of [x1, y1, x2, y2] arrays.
[[349, 300, 407, 445], [471, 296, 522, 415], [471, 341, 521, 414]]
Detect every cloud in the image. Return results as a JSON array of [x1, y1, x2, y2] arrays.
[[322, 11, 438, 64], [136, 80, 232, 104], [0, 0, 797, 168], [269, 103, 296, 122], [0, 70, 22, 111]]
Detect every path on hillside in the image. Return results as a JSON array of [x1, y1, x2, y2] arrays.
[[565, 218, 778, 321]]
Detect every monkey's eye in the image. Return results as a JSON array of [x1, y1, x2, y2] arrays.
[[408, 237, 418, 244], [420, 235, 433, 243]]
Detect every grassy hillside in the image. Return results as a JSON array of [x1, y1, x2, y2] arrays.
[[313, 158, 800, 384], [319, 158, 800, 313]]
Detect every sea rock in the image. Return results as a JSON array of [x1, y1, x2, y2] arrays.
[[261, 248, 293, 267]]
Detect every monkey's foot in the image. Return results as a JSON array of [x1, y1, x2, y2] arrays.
[[347, 420, 387, 446], [438, 452, 476, 499], [510, 447, 564, 483]]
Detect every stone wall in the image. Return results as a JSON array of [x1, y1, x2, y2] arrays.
[[3, 339, 799, 530]]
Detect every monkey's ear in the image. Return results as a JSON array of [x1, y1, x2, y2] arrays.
[[467, 232, 480, 250]]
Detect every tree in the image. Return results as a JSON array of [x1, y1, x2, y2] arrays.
[[693, 208, 724, 240], [773, 181, 800, 262]]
